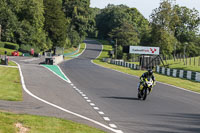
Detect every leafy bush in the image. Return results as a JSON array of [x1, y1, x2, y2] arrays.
[[4, 42, 19, 50], [19, 44, 40, 54]]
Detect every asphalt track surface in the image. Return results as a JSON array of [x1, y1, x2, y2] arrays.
[[59, 40, 200, 133], [0, 56, 112, 132]]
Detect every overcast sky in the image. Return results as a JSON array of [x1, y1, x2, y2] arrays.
[[90, 0, 200, 20]]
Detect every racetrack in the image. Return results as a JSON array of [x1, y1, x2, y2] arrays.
[[59, 39, 200, 133]]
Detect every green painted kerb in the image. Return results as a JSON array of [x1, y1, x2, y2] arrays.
[[42, 65, 69, 82]]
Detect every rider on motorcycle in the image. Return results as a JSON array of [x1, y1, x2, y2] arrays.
[[138, 69, 156, 92]]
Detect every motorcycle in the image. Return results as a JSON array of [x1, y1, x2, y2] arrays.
[[137, 78, 154, 100]]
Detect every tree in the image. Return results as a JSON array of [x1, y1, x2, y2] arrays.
[[44, 0, 67, 48], [109, 22, 139, 46], [174, 5, 200, 56], [62, 0, 90, 46], [96, 4, 130, 39], [96, 4, 150, 60], [17, 0, 47, 49], [0, 0, 19, 42], [150, 0, 179, 55], [86, 8, 100, 38], [109, 22, 140, 60], [126, 8, 151, 46], [150, 0, 200, 56], [0, 0, 48, 50]]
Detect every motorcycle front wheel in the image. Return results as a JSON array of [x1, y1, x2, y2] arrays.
[[142, 88, 147, 100]]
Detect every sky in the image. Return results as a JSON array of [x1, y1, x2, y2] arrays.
[[90, 0, 200, 20]]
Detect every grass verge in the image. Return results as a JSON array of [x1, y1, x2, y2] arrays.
[[64, 43, 86, 60], [0, 47, 22, 56], [0, 111, 105, 133], [161, 57, 200, 72], [0, 66, 22, 101], [93, 40, 200, 93], [0, 60, 17, 66], [64, 46, 78, 54], [8, 61, 18, 66]]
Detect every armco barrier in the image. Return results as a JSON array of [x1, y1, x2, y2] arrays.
[[156, 66, 200, 82]]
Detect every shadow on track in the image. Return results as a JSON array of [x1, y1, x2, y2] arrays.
[[102, 96, 139, 101], [146, 113, 200, 133]]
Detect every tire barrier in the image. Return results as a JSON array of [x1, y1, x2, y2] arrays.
[[156, 66, 200, 82], [103, 58, 140, 70]]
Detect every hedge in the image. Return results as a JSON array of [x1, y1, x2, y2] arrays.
[[0, 42, 19, 50], [19, 44, 40, 54], [0, 42, 5, 48]]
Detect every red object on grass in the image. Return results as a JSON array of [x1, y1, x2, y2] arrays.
[[12, 51, 19, 56]]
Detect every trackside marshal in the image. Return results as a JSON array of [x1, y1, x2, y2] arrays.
[[129, 46, 160, 55]]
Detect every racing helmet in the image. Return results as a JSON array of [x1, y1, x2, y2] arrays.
[[148, 69, 153, 76]]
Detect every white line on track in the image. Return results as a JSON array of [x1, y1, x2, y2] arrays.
[[90, 103, 95, 106], [98, 111, 105, 115], [82, 94, 86, 97], [94, 107, 99, 110], [109, 124, 117, 128], [103, 117, 110, 121], [87, 100, 91, 102], [13, 61, 123, 133]]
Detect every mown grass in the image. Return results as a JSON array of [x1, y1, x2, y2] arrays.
[[64, 43, 86, 60], [0, 111, 105, 133], [0, 60, 17, 66], [64, 46, 78, 54], [0, 66, 22, 101], [93, 39, 200, 93], [161, 57, 200, 72], [8, 61, 18, 66]]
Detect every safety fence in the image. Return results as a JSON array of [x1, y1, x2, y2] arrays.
[[156, 66, 200, 82]]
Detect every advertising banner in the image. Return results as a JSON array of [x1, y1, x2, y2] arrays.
[[129, 46, 160, 55]]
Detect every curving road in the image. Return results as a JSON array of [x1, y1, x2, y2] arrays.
[[59, 39, 200, 133]]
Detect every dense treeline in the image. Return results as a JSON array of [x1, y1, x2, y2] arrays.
[[91, 0, 200, 59], [95, 4, 151, 59], [92, 0, 200, 59], [0, 0, 199, 57], [150, 0, 200, 56], [0, 0, 90, 52]]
